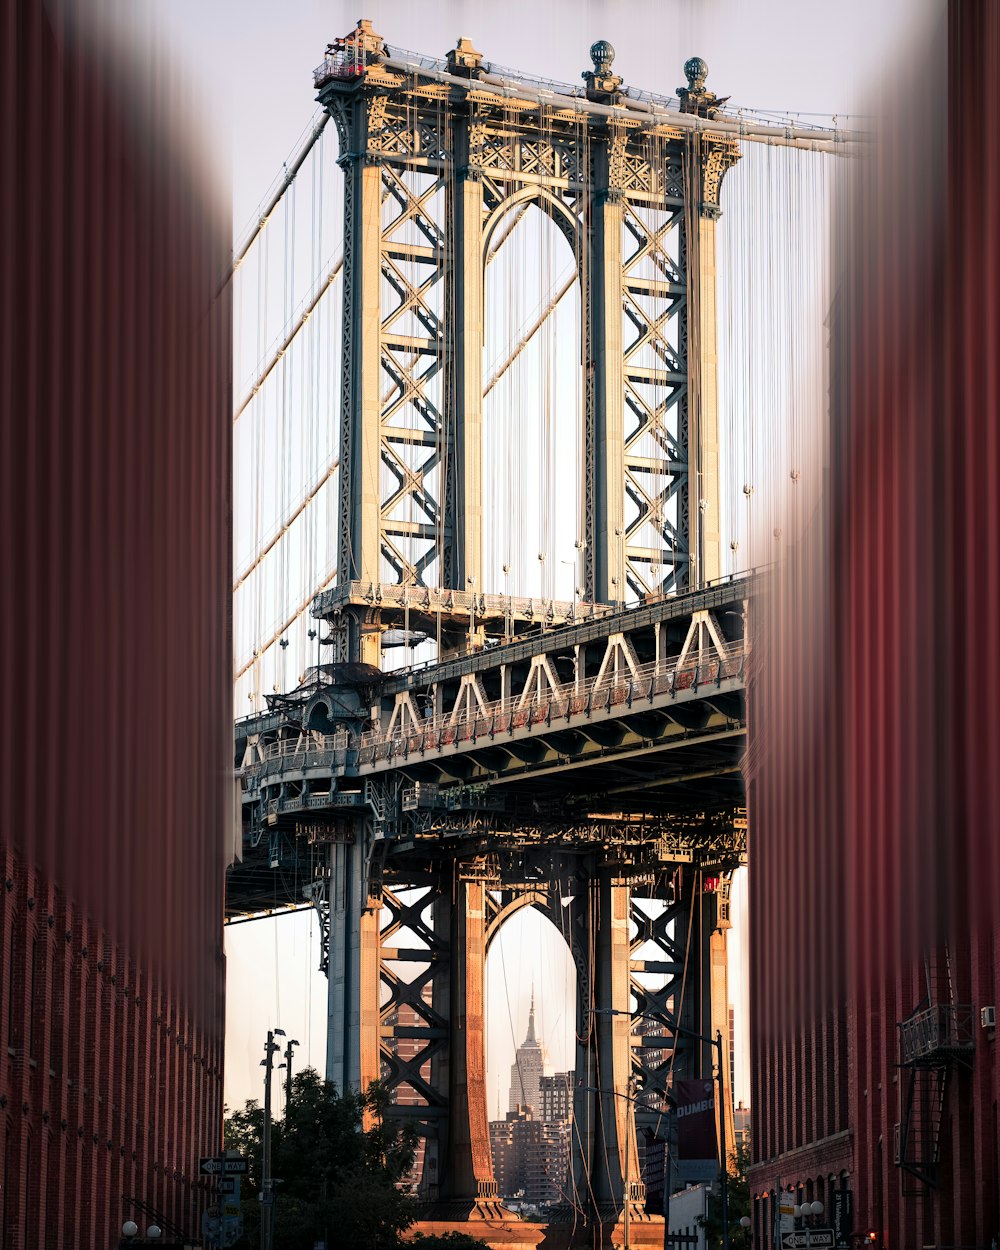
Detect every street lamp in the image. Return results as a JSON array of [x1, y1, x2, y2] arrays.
[[795, 1200, 827, 1247], [121, 1223, 138, 1240], [260, 1028, 284, 1250], [590, 1008, 731, 1250], [284, 1037, 300, 1104]]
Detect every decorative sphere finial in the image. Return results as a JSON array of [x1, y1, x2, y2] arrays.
[[684, 56, 709, 92], [590, 40, 616, 75]]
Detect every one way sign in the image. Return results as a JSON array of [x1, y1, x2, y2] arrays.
[[200, 1157, 249, 1176], [781, 1232, 834, 1249]]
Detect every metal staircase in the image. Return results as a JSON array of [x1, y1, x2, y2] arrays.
[[894, 953, 975, 1194], [122, 1196, 192, 1241]]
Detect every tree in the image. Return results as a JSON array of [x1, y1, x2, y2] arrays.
[[224, 1068, 419, 1249], [696, 1142, 752, 1249]]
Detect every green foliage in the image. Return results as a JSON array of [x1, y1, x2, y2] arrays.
[[223, 1099, 266, 1190], [696, 1142, 752, 1249], [223, 1068, 419, 1250]]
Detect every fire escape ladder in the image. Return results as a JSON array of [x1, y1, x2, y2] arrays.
[[895, 952, 975, 1196], [896, 1064, 950, 1195], [122, 1196, 191, 1241]]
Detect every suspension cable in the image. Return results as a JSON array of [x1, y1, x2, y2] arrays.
[[234, 567, 336, 682], [234, 256, 343, 422], [230, 112, 330, 280], [233, 461, 340, 592]]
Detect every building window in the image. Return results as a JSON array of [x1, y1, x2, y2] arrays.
[[2, 1122, 10, 1248], [7, 921, 18, 1048], [28, 936, 41, 1060], [22, 1132, 31, 1249]]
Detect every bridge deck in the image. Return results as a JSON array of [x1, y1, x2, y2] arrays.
[[229, 581, 749, 919]]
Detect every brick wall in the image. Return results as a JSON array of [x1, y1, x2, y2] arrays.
[[1, 1, 231, 1244], [748, 4, 1000, 1246]]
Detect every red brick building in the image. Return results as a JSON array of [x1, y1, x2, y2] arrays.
[[748, 4, 1000, 1246], [1, 1, 231, 1244]]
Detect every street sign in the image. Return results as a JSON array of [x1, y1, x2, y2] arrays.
[[218, 1177, 237, 1196], [781, 1231, 835, 1249], [778, 1192, 796, 1233], [832, 1191, 853, 1247], [199, 1156, 249, 1176]]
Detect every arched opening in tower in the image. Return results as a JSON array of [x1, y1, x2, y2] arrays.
[[483, 198, 583, 602], [484, 899, 578, 1208]]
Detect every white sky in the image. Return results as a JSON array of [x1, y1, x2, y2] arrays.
[[143, 0, 930, 1115]]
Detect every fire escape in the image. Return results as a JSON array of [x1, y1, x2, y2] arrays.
[[894, 958, 975, 1195]]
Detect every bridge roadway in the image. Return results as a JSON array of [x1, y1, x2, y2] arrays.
[[229, 575, 749, 922]]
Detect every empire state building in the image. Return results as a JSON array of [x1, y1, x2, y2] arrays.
[[508, 987, 548, 1115]]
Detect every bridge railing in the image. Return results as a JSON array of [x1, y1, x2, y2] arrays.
[[358, 642, 746, 765], [313, 578, 604, 624], [243, 642, 746, 773]]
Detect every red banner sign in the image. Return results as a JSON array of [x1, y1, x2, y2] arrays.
[[675, 1078, 718, 1163]]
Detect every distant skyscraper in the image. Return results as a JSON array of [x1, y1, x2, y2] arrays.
[[540, 1072, 575, 1123], [508, 987, 547, 1115], [493, 992, 574, 1207], [490, 1111, 571, 1206], [733, 1100, 751, 1152]]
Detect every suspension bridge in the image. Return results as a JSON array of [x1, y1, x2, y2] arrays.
[[226, 18, 848, 1241]]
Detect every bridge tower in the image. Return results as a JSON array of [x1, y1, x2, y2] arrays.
[[307, 20, 741, 1228]]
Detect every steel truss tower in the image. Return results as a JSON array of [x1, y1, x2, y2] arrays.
[[307, 20, 741, 1226]]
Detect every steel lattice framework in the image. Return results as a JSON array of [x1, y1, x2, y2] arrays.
[[317, 22, 738, 624]]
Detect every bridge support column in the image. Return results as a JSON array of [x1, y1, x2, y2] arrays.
[[574, 868, 643, 1226], [432, 872, 498, 1215], [677, 870, 734, 1163], [337, 97, 387, 663], [326, 839, 381, 1092], [451, 118, 484, 592], [692, 209, 722, 586], [688, 134, 738, 587], [590, 142, 626, 605]]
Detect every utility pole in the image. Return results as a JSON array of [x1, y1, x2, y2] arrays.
[[715, 1028, 729, 1250], [260, 1028, 284, 1250], [624, 1075, 635, 1250], [284, 1037, 300, 1106], [590, 1008, 730, 1250]]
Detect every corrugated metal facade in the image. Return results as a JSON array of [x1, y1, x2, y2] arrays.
[[0, 1, 231, 1244], [749, 4, 1000, 1246]]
